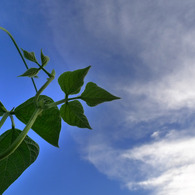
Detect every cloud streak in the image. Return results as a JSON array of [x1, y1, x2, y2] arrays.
[[42, 0, 195, 194], [85, 132, 195, 195], [78, 1, 195, 194]]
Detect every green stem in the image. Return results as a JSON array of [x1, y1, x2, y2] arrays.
[[36, 62, 52, 77], [68, 96, 82, 101], [45, 96, 81, 109], [0, 27, 38, 92], [10, 115, 15, 129], [34, 71, 55, 105], [0, 108, 42, 161], [0, 112, 10, 129], [45, 98, 66, 109]]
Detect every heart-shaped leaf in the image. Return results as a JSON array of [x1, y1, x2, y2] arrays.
[[22, 49, 38, 63], [15, 95, 61, 147], [60, 100, 92, 129], [58, 66, 91, 95], [80, 82, 120, 107], [41, 49, 49, 67], [0, 129, 39, 194]]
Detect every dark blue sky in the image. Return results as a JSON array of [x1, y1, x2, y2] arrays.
[[1, 0, 195, 195]]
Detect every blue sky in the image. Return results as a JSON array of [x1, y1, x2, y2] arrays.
[[1, 0, 195, 194]]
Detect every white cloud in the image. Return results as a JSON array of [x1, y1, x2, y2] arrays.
[[133, 165, 195, 195], [41, 1, 195, 194], [85, 133, 195, 195], [74, 2, 195, 194]]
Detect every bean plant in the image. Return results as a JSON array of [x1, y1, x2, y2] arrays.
[[0, 27, 120, 194]]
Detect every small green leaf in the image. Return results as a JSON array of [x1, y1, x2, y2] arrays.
[[60, 100, 92, 129], [0, 101, 7, 116], [0, 129, 39, 194], [15, 95, 61, 147], [51, 69, 56, 77], [41, 49, 49, 67], [22, 49, 38, 63], [18, 68, 40, 78], [80, 82, 120, 107], [58, 66, 91, 95]]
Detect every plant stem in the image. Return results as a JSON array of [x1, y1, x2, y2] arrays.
[[0, 112, 10, 129], [34, 71, 55, 105], [10, 115, 15, 129], [36, 62, 52, 77], [0, 27, 38, 92], [68, 96, 82, 101], [45, 98, 66, 109], [0, 108, 42, 161], [45, 96, 82, 109]]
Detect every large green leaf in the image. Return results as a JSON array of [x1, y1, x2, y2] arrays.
[[60, 100, 92, 129], [80, 82, 120, 107], [58, 66, 91, 95], [15, 95, 61, 147], [0, 129, 39, 194]]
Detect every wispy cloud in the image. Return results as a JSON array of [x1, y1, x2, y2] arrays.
[[84, 132, 195, 195], [79, 1, 195, 194], [126, 136, 195, 195], [42, 0, 195, 194]]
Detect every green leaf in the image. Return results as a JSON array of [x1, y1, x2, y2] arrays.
[[15, 95, 61, 147], [18, 68, 40, 78], [60, 100, 92, 129], [0, 129, 39, 194], [80, 82, 120, 107], [0, 101, 6, 116], [41, 49, 49, 67], [22, 49, 38, 63], [58, 66, 91, 95]]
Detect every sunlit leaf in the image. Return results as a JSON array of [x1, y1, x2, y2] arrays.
[[15, 95, 61, 147], [60, 100, 92, 129], [0, 129, 39, 194], [80, 82, 120, 107], [58, 66, 91, 95]]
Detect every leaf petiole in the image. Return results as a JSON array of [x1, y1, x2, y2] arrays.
[[35, 62, 52, 77], [45, 96, 82, 109], [0, 112, 10, 129], [10, 115, 15, 129], [0, 108, 42, 161], [34, 69, 56, 106]]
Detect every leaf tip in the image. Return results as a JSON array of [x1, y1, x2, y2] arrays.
[[115, 96, 121, 100], [87, 124, 92, 130]]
